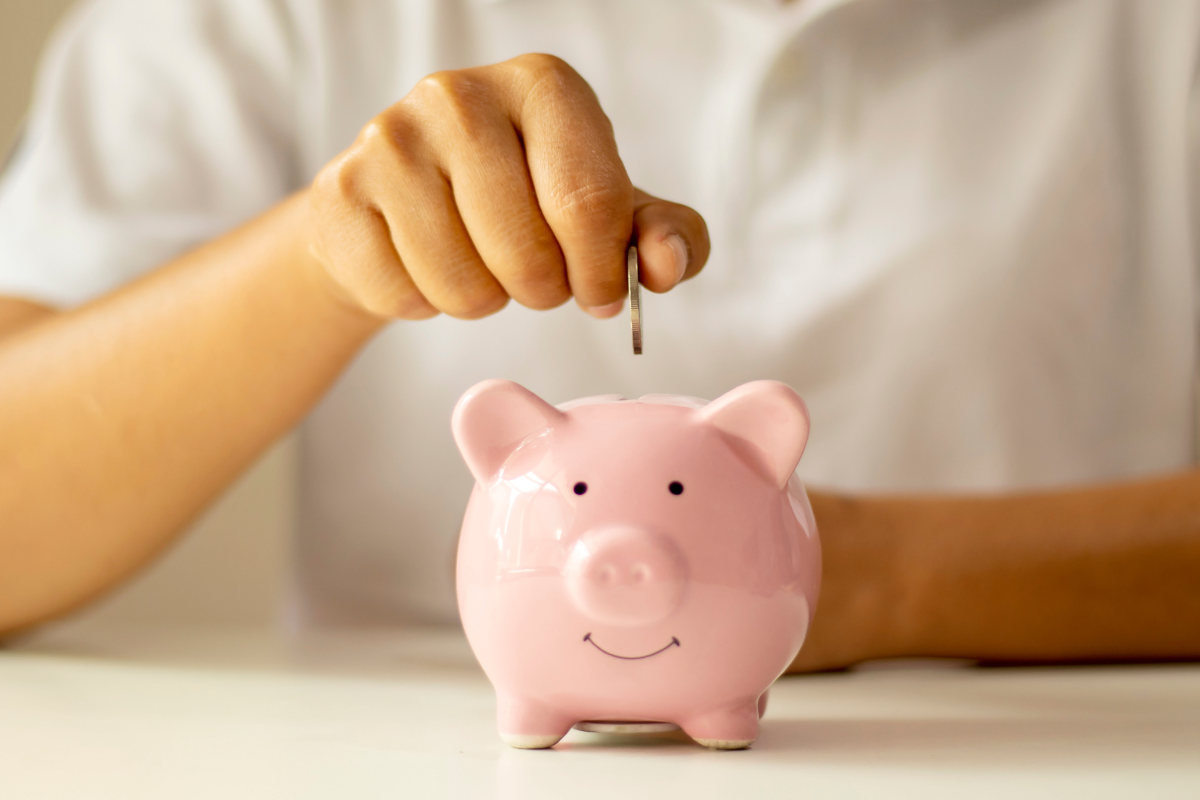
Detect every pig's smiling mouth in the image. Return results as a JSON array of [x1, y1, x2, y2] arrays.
[[583, 633, 681, 660]]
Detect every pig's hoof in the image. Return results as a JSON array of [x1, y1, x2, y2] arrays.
[[694, 738, 754, 750], [501, 733, 564, 750]]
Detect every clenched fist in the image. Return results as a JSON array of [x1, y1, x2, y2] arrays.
[[309, 54, 710, 321]]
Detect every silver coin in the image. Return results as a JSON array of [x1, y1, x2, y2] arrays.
[[627, 244, 642, 355], [574, 720, 680, 734]]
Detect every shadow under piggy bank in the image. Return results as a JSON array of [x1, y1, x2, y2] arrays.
[[494, 687, 1198, 800]]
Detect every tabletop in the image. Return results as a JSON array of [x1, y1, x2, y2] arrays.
[[3, 621, 1199, 799]]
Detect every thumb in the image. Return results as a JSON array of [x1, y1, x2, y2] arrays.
[[632, 188, 711, 294]]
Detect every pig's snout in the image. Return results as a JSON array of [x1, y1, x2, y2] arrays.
[[564, 527, 686, 626]]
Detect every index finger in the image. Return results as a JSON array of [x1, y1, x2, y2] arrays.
[[498, 54, 634, 310]]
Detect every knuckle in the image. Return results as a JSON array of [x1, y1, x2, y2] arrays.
[[521, 287, 570, 311], [354, 266, 439, 321], [481, 226, 569, 307], [312, 152, 363, 209], [394, 71, 502, 151], [357, 117, 399, 156], [407, 71, 490, 131], [583, 275, 628, 305], [568, 257, 628, 305], [511, 271, 570, 310], [449, 286, 509, 320], [553, 181, 633, 230], [508, 53, 582, 97], [413, 70, 473, 101], [357, 112, 422, 169], [511, 52, 573, 80], [358, 117, 389, 146], [506, 251, 569, 309]]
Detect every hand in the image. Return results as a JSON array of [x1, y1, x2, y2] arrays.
[[308, 53, 710, 320]]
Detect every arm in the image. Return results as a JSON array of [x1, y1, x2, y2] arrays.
[[0, 194, 381, 636], [0, 54, 709, 637], [791, 469, 1200, 671], [0, 298, 52, 338]]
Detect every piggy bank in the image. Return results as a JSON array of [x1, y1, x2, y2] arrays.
[[452, 380, 820, 750]]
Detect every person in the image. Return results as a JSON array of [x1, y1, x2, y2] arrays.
[[0, 0, 1197, 671]]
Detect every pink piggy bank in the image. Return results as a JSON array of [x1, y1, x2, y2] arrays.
[[452, 380, 820, 750]]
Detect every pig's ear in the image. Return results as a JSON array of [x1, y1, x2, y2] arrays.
[[697, 381, 810, 489], [452, 380, 565, 484]]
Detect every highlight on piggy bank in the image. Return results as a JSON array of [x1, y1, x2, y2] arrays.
[[451, 380, 821, 750]]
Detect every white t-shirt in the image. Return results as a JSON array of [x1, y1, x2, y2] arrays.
[[1, 0, 1196, 625]]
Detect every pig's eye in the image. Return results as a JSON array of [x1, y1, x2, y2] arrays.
[[669, 481, 684, 495], [573, 482, 588, 495]]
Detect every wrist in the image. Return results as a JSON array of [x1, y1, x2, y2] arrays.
[[789, 491, 923, 671], [288, 191, 391, 335]]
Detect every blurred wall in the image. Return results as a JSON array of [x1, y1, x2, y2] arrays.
[[2, 0, 294, 628]]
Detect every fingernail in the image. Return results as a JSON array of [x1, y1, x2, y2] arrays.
[[665, 233, 688, 285], [584, 299, 624, 319]]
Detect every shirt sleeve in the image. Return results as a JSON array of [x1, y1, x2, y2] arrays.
[[0, 0, 303, 307]]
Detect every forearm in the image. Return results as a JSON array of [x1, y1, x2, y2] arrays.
[[794, 469, 1200, 670], [0, 191, 383, 635]]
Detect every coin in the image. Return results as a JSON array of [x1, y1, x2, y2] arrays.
[[574, 721, 680, 734], [627, 244, 642, 355]]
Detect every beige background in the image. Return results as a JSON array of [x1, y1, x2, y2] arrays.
[[2, 0, 294, 629]]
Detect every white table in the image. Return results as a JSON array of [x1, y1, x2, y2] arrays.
[[4, 621, 1198, 799]]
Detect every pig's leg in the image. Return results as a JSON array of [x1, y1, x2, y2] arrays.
[[681, 699, 760, 750], [757, 687, 769, 719], [496, 694, 574, 749]]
